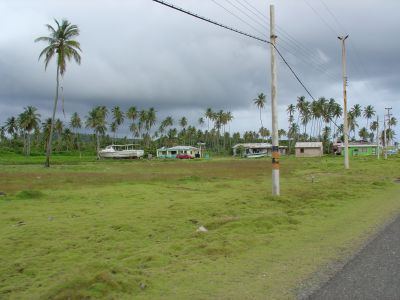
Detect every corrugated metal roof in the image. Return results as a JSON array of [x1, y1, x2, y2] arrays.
[[157, 146, 199, 151], [295, 142, 323, 148], [232, 143, 272, 149]]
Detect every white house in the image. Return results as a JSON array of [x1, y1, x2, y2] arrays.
[[157, 146, 201, 158]]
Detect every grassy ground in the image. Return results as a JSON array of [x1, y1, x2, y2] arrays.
[[0, 154, 399, 299]]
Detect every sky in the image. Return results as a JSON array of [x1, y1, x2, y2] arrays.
[[0, 0, 399, 140]]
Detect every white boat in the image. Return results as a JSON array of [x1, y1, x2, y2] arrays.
[[98, 144, 144, 159], [246, 152, 268, 158]]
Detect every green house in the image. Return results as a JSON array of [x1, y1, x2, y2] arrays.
[[344, 144, 379, 156]]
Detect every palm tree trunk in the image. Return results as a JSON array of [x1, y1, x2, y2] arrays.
[[28, 133, 31, 156], [259, 109, 263, 128], [96, 132, 100, 159], [45, 65, 60, 167]]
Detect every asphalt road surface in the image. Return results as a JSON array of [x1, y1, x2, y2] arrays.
[[307, 215, 400, 300]]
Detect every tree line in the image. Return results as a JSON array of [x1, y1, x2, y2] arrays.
[[1, 97, 396, 157]]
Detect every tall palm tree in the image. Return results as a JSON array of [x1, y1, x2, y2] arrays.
[[388, 116, 397, 128], [198, 117, 205, 128], [205, 108, 213, 131], [253, 93, 266, 128], [54, 119, 64, 151], [358, 127, 369, 141], [126, 106, 138, 142], [4, 116, 18, 141], [70, 112, 82, 157], [363, 105, 375, 130], [42, 118, 52, 150], [86, 106, 108, 157], [35, 19, 82, 167], [111, 106, 124, 142], [18, 106, 41, 156]]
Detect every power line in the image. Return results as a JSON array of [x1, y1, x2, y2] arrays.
[[151, 0, 267, 43], [303, 0, 338, 35], [151, 0, 316, 101], [209, 0, 267, 38], [235, 0, 338, 81]]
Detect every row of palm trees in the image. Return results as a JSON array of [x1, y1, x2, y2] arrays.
[[0, 106, 239, 156], [1, 97, 397, 157], [284, 96, 397, 145]]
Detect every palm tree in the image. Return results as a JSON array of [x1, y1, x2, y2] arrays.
[[126, 106, 138, 142], [35, 19, 82, 167], [363, 105, 375, 130], [54, 119, 64, 151], [388, 117, 397, 128], [86, 106, 108, 157], [198, 117, 205, 128], [205, 108, 213, 131], [111, 106, 124, 142], [42, 118, 52, 150], [179, 117, 188, 144], [18, 106, 41, 156], [358, 127, 369, 141], [70, 112, 82, 157], [253, 93, 266, 128], [4, 116, 18, 141], [138, 110, 147, 140]]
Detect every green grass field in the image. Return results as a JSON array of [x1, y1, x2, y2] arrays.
[[0, 154, 399, 299]]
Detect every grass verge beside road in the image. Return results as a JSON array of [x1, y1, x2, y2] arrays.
[[0, 155, 399, 299]]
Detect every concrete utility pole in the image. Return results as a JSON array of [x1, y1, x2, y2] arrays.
[[338, 35, 349, 169], [384, 113, 387, 160], [270, 5, 280, 196], [377, 115, 380, 160], [384, 107, 392, 159]]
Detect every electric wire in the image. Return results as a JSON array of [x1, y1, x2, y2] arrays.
[[151, 0, 268, 43], [209, 0, 267, 39], [233, 0, 338, 81], [151, 0, 317, 101]]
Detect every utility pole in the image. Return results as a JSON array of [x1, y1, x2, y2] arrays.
[[338, 35, 349, 169], [270, 5, 280, 196], [376, 115, 380, 160], [384, 107, 392, 159], [384, 113, 387, 160]]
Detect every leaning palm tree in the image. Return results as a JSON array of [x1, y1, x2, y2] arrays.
[[253, 93, 266, 128], [35, 19, 82, 167]]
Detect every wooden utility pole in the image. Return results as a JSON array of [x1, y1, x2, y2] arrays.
[[270, 5, 280, 196], [338, 35, 349, 169]]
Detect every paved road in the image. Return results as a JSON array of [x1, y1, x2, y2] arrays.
[[307, 215, 400, 300]]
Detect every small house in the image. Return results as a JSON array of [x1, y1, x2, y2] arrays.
[[232, 143, 287, 157], [334, 142, 379, 156], [295, 142, 323, 157], [157, 146, 201, 158]]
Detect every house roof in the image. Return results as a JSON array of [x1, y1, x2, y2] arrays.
[[334, 142, 379, 148], [295, 142, 323, 148], [157, 146, 199, 151], [232, 143, 272, 149]]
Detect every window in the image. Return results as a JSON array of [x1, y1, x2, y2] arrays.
[[300, 148, 305, 153]]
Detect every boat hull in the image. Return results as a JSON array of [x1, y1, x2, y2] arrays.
[[99, 149, 144, 159]]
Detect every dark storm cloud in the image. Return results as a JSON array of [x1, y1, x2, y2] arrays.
[[0, 0, 399, 136]]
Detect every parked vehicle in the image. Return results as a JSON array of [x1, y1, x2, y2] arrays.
[[176, 153, 193, 159]]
